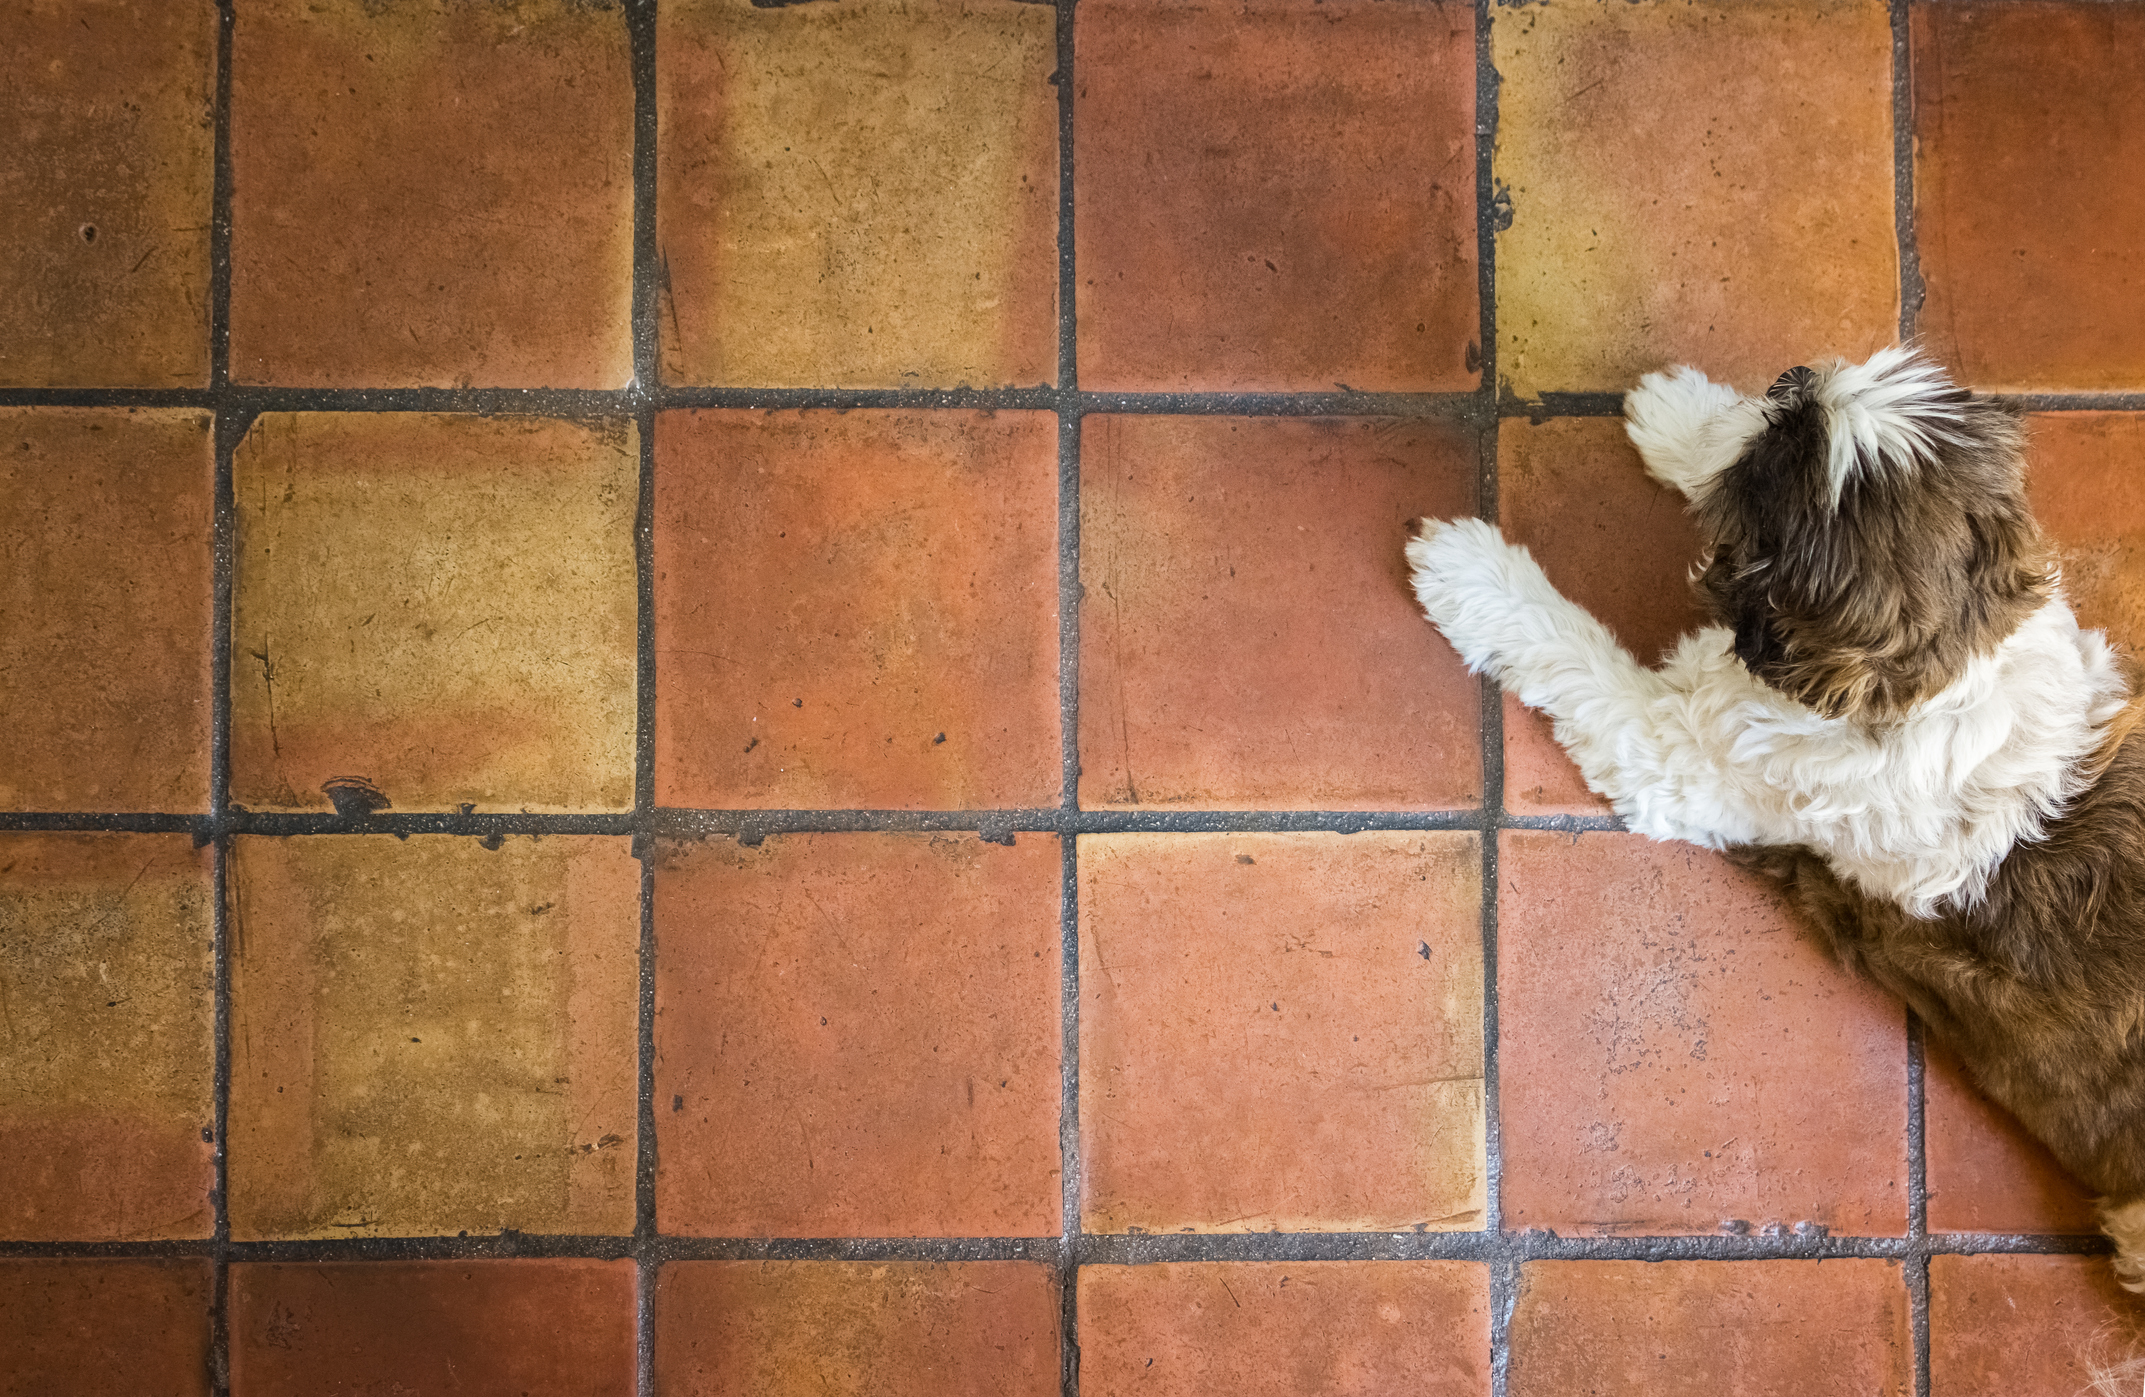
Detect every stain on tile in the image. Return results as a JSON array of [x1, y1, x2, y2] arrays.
[[0, 1260, 212, 1396], [229, 413, 638, 814], [1923, 1039, 2097, 1236], [2025, 413, 2145, 663], [1078, 833, 1485, 1234], [226, 835, 640, 1241], [1930, 1254, 2145, 1394]]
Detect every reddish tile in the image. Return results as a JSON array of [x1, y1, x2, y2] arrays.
[[654, 410, 1060, 811], [1925, 1041, 2097, 1236], [1078, 416, 1479, 811], [1499, 832, 1908, 1237], [1078, 1261, 1490, 1397], [1074, 0, 1478, 393], [0, 1, 215, 388], [2, 409, 214, 811], [227, 835, 641, 1241], [229, 0, 632, 387], [1079, 833, 1484, 1234], [655, 833, 1062, 1237], [1931, 1254, 2145, 1395], [1494, 0, 1898, 395], [1509, 1260, 1910, 1397], [658, 0, 1058, 388], [0, 1260, 212, 1396], [2025, 413, 2145, 662], [229, 1260, 635, 1394], [1913, 4, 2145, 391], [654, 1261, 1060, 1396]]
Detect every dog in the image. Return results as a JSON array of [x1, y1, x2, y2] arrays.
[[1406, 346, 2145, 1286]]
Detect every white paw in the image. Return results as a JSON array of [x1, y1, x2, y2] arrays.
[[1623, 365, 1761, 499], [1404, 516, 1542, 678]]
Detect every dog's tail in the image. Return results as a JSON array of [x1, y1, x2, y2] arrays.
[[2078, 1334, 2145, 1397]]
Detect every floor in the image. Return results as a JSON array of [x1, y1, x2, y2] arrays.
[[4, 0, 2145, 1393]]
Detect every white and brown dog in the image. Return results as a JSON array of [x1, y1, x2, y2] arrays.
[[1408, 347, 2145, 1285]]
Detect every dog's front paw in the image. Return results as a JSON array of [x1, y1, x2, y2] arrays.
[[1624, 365, 1755, 499], [1404, 516, 1539, 677]]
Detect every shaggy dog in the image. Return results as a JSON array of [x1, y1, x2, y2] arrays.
[[1407, 347, 2145, 1285]]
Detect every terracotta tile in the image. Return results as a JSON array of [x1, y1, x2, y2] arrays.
[[1499, 832, 1908, 1236], [1913, 4, 2145, 392], [658, 0, 1057, 389], [2025, 413, 2145, 664], [226, 835, 640, 1240], [1078, 416, 1479, 811], [0, 1260, 212, 1396], [1074, 0, 1478, 393], [655, 833, 1061, 1237], [654, 410, 1059, 811], [229, 0, 632, 387], [1924, 1040, 2097, 1236], [1494, 0, 1897, 396], [1497, 417, 1711, 816], [0, 1, 215, 388], [2, 409, 214, 811], [1078, 1261, 1490, 1396], [654, 1261, 1060, 1395], [1509, 1260, 1910, 1396], [230, 1260, 635, 1394], [230, 413, 638, 814], [1078, 832, 1484, 1234], [0, 834, 214, 1242], [1930, 1254, 2145, 1395]]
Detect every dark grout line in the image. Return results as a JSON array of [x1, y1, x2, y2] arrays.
[[209, 0, 234, 395], [207, 7, 237, 1390], [209, 836, 233, 1397], [1890, 0, 1924, 345], [1053, 3, 1082, 1390]]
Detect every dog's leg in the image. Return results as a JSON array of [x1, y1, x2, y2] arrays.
[[1622, 365, 1765, 500]]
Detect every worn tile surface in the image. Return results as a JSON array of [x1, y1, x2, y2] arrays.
[[2026, 413, 2145, 661], [655, 833, 1062, 1238], [655, 410, 1060, 811], [1499, 833, 1908, 1237], [1923, 1041, 2097, 1236], [1078, 416, 1480, 811], [1930, 1254, 2145, 1396], [2, 409, 214, 811], [229, 0, 633, 387], [0, 1260, 212, 1396], [1079, 833, 1484, 1234], [230, 413, 638, 814], [0, 0, 215, 388], [1078, 1262, 1491, 1397], [658, 0, 1058, 388], [1494, 0, 1898, 395], [1075, 0, 1479, 393], [226, 835, 640, 1241], [654, 1261, 1061, 1396]]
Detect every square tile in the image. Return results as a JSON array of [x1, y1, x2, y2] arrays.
[[1499, 832, 1908, 1237], [3, 409, 214, 811], [1074, 0, 1478, 393], [0, 1, 215, 387], [654, 833, 1062, 1237], [1912, 4, 2145, 391], [1924, 1040, 2097, 1236], [1509, 1261, 1910, 1397], [0, 1260, 212, 1396], [226, 835, 640, 1240], [654, 410, 1060, 811], [2025, 413, 2145, 662], [1078, 832, 1484, 1234], [1078, 416, 1479, 811], [658, 0, 1058, 388], [654, 1261, 1060, 1395], [1078, 1262, 1490, 1397], [1494, 0, 1897, 395], [1496, 417, 1711, 816], [0, 834, 212, 1242], [229, 0, 633, 387], [230, 413, 638, 814], [1931, 1254, 2145, 1396], [230, 1260, 636, 1394]]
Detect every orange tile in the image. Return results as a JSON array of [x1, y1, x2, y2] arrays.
[[230, 1260, 636, 1394], [1930, 1254, 2145, 1395], [1913, 4, 2145, 391], [1494, 0, 1898, 395], [1078, 1262, 1490, 1397], [229, 0, 633, 387], [654, 410, 1061, 811], [1078, 833, 1484, 1234], [1924, 1041, 2097, 1236], [1509, 1260, 1910, 1397], [654, 833, 1062, 1237], [1078, 416, 1479, 811], [1074, 0, 1479, 393], [2, 409, 214, 811], [0, 1260, 212, 1396], [0, 1, 215, 388], [654, 1261, 1060, 1396], [1499, 832, 1908, 1237], [2025, 413, 2145, 662]]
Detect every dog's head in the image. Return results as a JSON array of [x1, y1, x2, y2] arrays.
[[1679, 348, 2049, 720]]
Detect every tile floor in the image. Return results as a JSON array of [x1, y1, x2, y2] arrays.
[[3, 1, 2144, 1393]]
